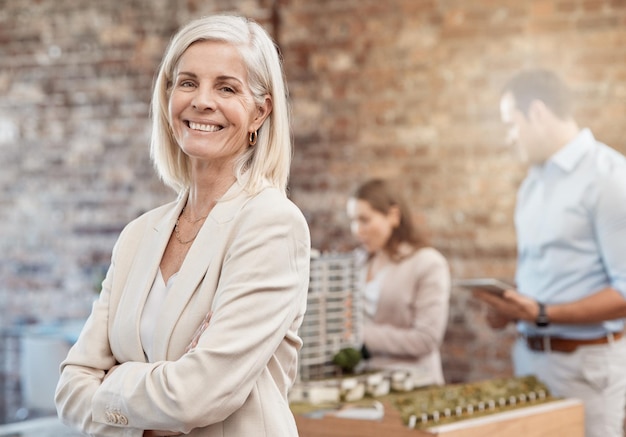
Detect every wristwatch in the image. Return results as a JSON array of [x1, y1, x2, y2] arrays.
[[535, 301, 550, 327]]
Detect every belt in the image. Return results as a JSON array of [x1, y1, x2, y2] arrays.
[[523, 331, 623, 353]]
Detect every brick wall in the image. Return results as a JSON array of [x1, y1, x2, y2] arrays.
[[282, 0, 626, 383], [1, 0, 625, 403]]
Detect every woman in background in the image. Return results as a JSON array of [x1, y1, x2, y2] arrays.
[[346, 178, 450, 386], [55, 14, 310, 437]]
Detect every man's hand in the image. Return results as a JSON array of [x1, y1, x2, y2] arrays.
[[485, 307, 514, 329], [473, 289, 540, 325]]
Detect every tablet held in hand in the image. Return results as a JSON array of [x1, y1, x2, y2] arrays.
[[453, 278, 516, 297]]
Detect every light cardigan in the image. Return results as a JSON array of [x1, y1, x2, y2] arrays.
[[361, 246, 451, 386], [55, 179, 311, 437]]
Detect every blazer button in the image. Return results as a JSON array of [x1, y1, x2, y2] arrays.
[[118, 414, 128, 426]]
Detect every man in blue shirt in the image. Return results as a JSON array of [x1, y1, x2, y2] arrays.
[[475, 68, 626, 437]]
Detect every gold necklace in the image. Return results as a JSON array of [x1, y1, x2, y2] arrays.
[[174, 207, 206, 245], [173, 218, 199, 244], [174, 204, 210, 244], [180, 206, 208, 224]]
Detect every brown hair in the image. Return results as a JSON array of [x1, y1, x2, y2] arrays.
[[502, 68, 573, 120], [352, 179, 428, 260]]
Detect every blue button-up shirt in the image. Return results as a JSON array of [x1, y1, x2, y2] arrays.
[[515, 128, 626, 338]]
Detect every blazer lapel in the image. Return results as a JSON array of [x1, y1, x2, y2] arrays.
[[151, 179, 253, 360], [112, 194, 186, 362]]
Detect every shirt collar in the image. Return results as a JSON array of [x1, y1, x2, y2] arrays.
[[547, 128, 594, 173]]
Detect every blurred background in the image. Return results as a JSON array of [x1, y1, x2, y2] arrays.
[[1, 0, 625, 426]]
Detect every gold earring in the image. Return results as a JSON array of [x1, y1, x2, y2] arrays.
[[248, 130, 258, 146]]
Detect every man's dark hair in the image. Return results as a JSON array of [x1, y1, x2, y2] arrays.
[[502, 68, 573, 119]]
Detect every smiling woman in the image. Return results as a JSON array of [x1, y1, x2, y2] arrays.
[[54, 14, 310, 437], [151, 16, 292, 198], [168, 41, 271, 176]]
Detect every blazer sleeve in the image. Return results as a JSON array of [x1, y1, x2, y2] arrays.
[[88, 194, 310, 434], [364, 248, 451, 358], [55, 223, 145, 437]]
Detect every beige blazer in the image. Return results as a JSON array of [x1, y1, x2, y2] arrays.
[[362, 246, 450, 386], [55, 180, 311, 437]]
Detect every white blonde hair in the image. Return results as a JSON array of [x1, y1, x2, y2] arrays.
[[150, 14, 292, 195]]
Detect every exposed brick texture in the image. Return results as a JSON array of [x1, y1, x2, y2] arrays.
[[1, 1, 625, 411]]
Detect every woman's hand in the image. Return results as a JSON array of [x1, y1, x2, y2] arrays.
[[185, 311, 213, 352]]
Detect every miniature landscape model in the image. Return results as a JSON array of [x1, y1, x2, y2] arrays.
[[291, 253, 555, 430]]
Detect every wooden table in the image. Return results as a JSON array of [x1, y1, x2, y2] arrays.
[[295, 398, 584, 437], [295, 400, 427, 437]]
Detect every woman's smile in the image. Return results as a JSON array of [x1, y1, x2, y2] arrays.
[[186, 121, 223, 133]]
